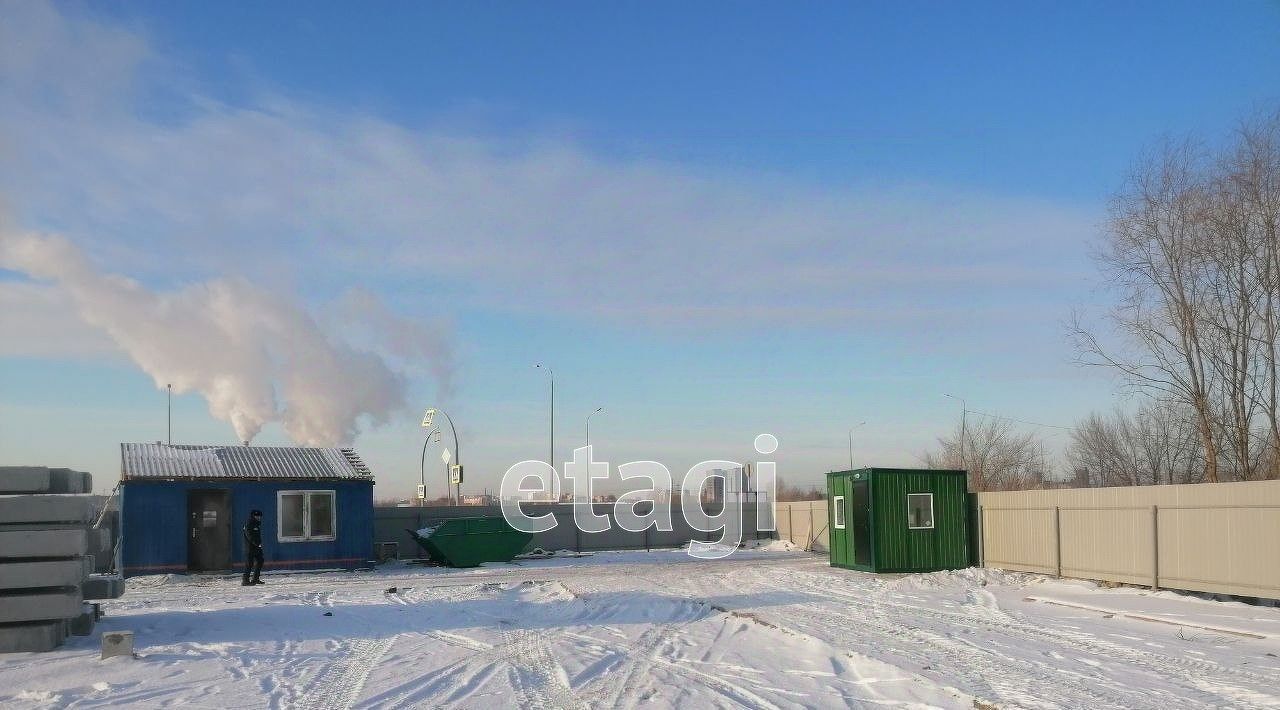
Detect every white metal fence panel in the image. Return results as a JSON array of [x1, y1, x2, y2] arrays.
[[774, 501, 829, 551], [977, 480, 1280, 599]]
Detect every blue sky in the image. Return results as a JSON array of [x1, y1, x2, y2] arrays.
[[1, 2, 1278, 496]]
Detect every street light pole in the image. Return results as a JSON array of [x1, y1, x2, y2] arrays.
[[848, 420, 865, 471], [586, 407, 604, 448], [944, 393, 967, 469], [420, 427, 440, 505], [536, 364, 554, 469], [424, 408, 462, 504]]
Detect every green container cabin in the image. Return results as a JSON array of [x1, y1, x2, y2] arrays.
[[826, 468, 970, 573]]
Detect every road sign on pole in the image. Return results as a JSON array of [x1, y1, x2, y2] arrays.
[[416, 484, 426, 500], [421, 409, 436, 428], [440, 448, 452, 465], [450, 464, 463, 485]]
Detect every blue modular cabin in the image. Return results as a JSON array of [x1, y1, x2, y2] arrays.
[[119, 443, 374, 577]]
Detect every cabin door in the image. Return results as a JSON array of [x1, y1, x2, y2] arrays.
[[187, 489, 232, 572], [851, 480, 872, 567]]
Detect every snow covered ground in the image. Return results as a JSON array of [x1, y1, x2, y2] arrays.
[[2, 546, 1278, 709]]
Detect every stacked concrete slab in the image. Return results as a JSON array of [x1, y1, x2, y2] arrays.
[[0, 467, 125, 652]]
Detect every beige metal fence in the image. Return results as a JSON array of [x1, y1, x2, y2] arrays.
[[977, 480, 1280, 599], [775, 501, 830, 551]]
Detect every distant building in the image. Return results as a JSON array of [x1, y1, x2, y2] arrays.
[[118, 443, 374, 577], [702, 467, 753, 504]]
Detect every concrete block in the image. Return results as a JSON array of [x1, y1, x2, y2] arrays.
[[93, 549, 114, 575], [0, 523, 91, 532], [101, 630, 134, 659], [69, 604, 95, 636], [0, 468, 91, 494], [0, 620, 67, 653], [82, 574, 125, 600], [0, 529, 88, 558], [92, 527, 113, 553], [0, 465, 52, 493], [0, 495, 96, 525], [89, 518, 117, 574], [0, 558, 91, 590], [51, 469, 93, 494], [0, 468, 51, 494], [0, 589, 83, 624]]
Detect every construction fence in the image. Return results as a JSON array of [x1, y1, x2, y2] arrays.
[[977, 479, 1280, 599], [776, 481, 1279, 600], [774, 501, 830, 552], [374, 502, 773, 561]]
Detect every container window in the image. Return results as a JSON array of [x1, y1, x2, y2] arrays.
[[832, 495, 845, 529], [309, 492, 335, 538], [279, 493, 306, 539], [278, 490, 337, 542], [907, 493, 934, 529]]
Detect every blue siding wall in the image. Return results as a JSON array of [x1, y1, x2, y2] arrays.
[[121, 480, 373, 577]]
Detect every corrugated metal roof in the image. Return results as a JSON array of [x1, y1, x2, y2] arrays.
[[120, 443, 373, 481]]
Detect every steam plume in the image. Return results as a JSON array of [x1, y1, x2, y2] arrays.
[[0, 231, 449, 445]]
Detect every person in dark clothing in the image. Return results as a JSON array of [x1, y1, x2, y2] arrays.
[[243, 509, 264, 586]]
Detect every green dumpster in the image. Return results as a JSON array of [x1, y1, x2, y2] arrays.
[[407, 516, 533, 567]]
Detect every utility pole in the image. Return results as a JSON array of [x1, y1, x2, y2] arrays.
[[945, 393, 967, 470], [848, 421, 865, 471], [536, 364, 554, 470], [586, 407, 604, 448]]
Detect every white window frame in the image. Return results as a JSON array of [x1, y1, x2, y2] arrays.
[[277, 490, 338, 542], [832, 495, 845, 529], [907, 493, 935, 530]]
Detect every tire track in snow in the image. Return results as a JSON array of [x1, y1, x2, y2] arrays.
[[356, 652, 504, 709], [802, 569, 1279, 702], [745, 566, 1274, 709], [781, 570, 1190, 708], [658, 567, 1110, 708], [355, 580, 582, 709], [349, 582, 503, 708], [566, 581, 789, 710], [498, 622, 583, 710], [263, 638, 304, 710], [294, 636, 397, 710]]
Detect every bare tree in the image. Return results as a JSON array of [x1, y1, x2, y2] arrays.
[[1066, 402, 1203, 487], [775, 477, 826, 501], [1073, 140, 1220, 481], [1226, 113, 1280, 477], [922, 416, 1052, 491], [1201, 168, 1263, 479], [1074, 111, 1280, 483]]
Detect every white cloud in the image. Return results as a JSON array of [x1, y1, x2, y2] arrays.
[[326, 287, 456, 398], [0, 280, 121, 359], [0, 2, 1098, 343]]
